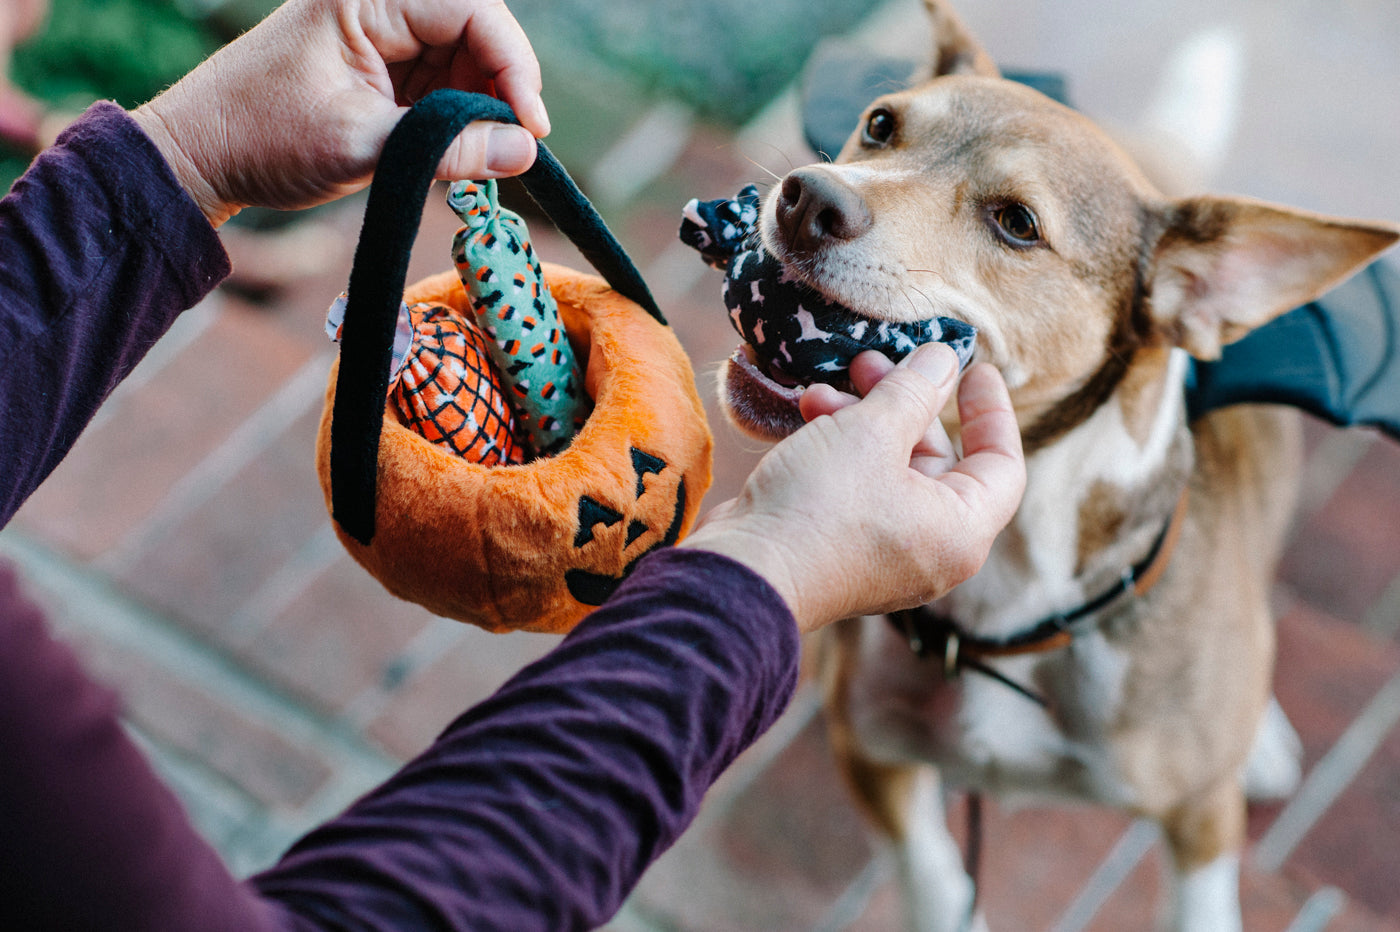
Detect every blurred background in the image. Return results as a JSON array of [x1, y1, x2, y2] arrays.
[[3, 0, 1399, 929]]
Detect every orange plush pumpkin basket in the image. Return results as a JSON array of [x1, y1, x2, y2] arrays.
[[316, 91, 711, 634]]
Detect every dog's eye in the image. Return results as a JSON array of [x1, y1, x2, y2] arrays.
[[862, 108, 896, 147], [992, 203, 1041, 245]]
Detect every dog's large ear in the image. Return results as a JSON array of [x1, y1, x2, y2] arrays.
[[1148, 197, 1399, 360], [919, 0, 1000, 79]]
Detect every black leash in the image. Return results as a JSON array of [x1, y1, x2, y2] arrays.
[[962, 791, 983, 932]]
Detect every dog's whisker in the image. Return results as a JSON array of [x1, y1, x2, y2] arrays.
[[906, 285, 938, 317], [899, 286, 922, 317], [745, 142, 800, 179], [743, 156, 784, 185]]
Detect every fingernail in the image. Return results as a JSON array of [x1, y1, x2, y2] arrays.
[[528, 97, 552, 137], [902, 343, 958, 385], [485, 125, 535, 173]]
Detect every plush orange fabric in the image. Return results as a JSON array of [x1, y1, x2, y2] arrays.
[[316, 264, 713, 634]]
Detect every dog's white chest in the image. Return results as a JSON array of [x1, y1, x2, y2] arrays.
[[850, 619, 1139, 806]]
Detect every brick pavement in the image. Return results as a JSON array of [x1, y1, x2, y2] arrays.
[[4, 0, 1400, 928]]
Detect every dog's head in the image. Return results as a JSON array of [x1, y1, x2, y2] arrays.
[[721, 0, 1399, 447]]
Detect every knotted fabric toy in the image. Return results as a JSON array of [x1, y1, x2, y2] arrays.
[[679, 184, 976, 385], [449, 179, 592, 458]]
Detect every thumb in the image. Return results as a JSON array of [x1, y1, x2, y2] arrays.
[[843, 343, 960, 451], [438, 120, 538, 180], [358, 103, 539, 183]]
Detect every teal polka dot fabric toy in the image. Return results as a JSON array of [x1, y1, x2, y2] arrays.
[[449, 179, 592, 457]]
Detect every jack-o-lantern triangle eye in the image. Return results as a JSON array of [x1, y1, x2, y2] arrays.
[[632, 447, 666, 495], [574, 496, 623, 547]]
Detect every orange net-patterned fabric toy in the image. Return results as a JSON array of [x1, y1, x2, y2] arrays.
[[390, 301, 526, 467]]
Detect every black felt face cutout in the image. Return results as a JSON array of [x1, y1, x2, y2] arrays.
[[565, 447, 687, 605]]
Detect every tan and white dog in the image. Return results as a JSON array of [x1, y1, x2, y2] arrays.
[[717, 2, 1399, 930]]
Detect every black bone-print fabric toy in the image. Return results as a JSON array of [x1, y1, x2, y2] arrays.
[[679, 185, 977, 388]]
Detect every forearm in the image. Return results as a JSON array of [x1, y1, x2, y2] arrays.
[[0, 563, 280, 932], [0, 102, 229, 527], [252, 548, 800, 930]]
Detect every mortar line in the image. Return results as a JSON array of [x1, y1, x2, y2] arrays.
[[0, 530, 399, 780], [1283, 886, 1347, 932], [1294, 429, 1374, 519], [811, 851, 894, 932], [96, 350, 334, 578], [224, 522, 346, 647], [1254, 666, 1400, 872], [1360, 570, 1400, 640], [1050, 818, 1158, 932], [338, 618, 470, 732], [585, 100, 696, 208], [89, 297, 223, 433]]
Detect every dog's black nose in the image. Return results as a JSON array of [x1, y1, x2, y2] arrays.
[[776, 168, 872, 253]]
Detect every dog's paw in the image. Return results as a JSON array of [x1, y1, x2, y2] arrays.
[[1242, 696, 1303, 801]]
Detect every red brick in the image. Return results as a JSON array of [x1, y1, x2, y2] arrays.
[[1250, 605, 1400, 919], [628, 713, 874, 931], [1268, 604, 1399, 766], [233, 554, 435, 716], [114, 406, 329, 640], [62, 628, 333, 810], [1281, 438, 1400, 624], [1274, 702, 1400, 918], [13, 304, 315, 561], [364, 625, 560, 760]]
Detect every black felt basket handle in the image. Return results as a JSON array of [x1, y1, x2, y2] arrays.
[[330, 89, 664, 545]]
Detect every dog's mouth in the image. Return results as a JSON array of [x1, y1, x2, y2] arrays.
[[721, 344, 811, 441], [719, 250, 976, 440]]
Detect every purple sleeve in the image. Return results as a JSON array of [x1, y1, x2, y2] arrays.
[[0, 546, 799, 931], [0, 562, 283, 931], [251, 547, 800, 930], [0, 101, 230, 528]]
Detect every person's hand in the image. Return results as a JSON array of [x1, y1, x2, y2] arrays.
[[681, 343, 1025, 634], [130, 0, 548, 227]]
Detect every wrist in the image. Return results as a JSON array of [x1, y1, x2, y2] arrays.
[[130, 101, 234, 228], [679, 524, 815, 634]]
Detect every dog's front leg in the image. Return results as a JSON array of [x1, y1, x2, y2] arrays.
[[1166, 854, 1242, 932], [822, 623, 984, 930], [1159, 780, 1246, 932], [889, 767, 986, 932]]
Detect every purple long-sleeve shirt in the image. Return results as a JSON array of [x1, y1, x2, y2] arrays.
[[0, 103, 801, 931]]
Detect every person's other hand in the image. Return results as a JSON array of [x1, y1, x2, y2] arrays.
[[130, 0, 548, 227], [682, 344, 1025, 634]]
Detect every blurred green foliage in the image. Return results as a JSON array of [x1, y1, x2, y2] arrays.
[[1, 0, 879, 192], [2, 0, 220, 190], [496, 0, 884, 126]]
